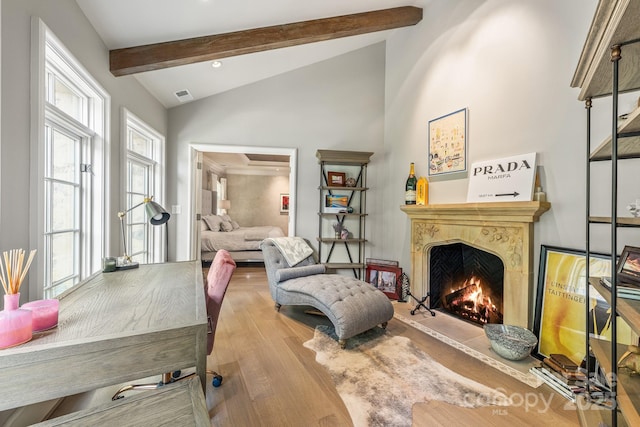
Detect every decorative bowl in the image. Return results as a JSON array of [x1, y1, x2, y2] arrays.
[[484, 324, 538, 361]]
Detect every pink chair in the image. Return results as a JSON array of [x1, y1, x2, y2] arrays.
[[204, 249, 236, 387], [112, 250, 236, 399]]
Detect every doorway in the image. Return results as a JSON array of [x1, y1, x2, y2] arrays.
[[189, 144, 297, 260]]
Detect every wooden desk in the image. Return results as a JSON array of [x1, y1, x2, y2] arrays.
[[33, 377, 210, 426], [0, 261, 207, 411]]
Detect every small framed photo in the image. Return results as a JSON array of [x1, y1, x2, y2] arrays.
[[327, 171, 346, 187], [366, 262, 402, 300], [618, 245, 640, 286], [280, 193, 289, 213]]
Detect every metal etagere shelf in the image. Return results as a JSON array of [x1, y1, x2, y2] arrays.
[[572, 1, 640, 425], [316, 150, 373, 279]]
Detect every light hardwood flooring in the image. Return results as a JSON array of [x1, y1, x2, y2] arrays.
[[205, 266, 580, 426], [49, 265, 582, 426]]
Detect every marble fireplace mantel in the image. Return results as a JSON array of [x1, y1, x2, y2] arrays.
[[401, 201, 551, 329]]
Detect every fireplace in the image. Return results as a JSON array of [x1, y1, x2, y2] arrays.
[[401, 201, 550, 329], [430, 243, 504, 326]]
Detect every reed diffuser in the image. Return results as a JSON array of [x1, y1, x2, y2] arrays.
[[1, 249, 37, 296], [0, 249, 37, 349]]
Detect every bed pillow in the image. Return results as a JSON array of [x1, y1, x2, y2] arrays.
[[201, 220, 209, 231], [203, 215, 224, 231], [220, 220, 234, 232], [222, 214, 240, 230]]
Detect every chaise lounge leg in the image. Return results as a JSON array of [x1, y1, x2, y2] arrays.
[[339, 339, 347, 349], [275, 303, 282, 312], [381, 321, 388, 329]]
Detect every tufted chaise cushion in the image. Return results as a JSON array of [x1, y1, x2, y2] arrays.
[[260, 239, 394, 343], [277, 273, 394, 341]]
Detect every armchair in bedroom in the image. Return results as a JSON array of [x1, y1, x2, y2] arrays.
[[260, 237, 394, 348]]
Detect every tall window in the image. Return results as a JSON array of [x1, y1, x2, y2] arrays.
[[32, 20, 108, 298], [124, 111, 165, 264]]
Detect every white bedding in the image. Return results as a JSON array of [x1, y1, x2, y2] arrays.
[[201, 226, 285, 252]]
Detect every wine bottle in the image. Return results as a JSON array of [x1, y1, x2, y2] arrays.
[[405, 163, 417, 205]]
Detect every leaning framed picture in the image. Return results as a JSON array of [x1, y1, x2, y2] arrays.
[[280, 193, 289, 213], [428, 108, 467, 177], [617, 245, 640, 285], [366, 262, 402, 300], [532, 245, 634, 364]]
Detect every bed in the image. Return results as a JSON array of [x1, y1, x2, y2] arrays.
[[200, 213, 285, 263]]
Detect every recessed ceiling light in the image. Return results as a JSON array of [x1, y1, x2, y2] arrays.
[[211, 61, 222, 68]]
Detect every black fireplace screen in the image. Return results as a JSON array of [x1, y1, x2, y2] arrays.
[[429, 243, 504, 325]]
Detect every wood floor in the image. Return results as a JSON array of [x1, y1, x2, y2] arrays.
[[206, 266, 580, 426]]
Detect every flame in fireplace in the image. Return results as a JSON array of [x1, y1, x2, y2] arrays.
[[443, 276, 502, 325]]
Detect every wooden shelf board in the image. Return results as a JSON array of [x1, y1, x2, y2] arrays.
[[591, 104, 640, 160], [318, 212, 367, 217], [591, 338, 640, 425], [589, 216, 640, 226], [316, 149, 373, 164], [576, 395, 626, 427], [319, 186, 368, 191], [572, 0, 640, 100], [316, 238, 367, 243], [619, 372, 640, 427], [592, 278, 640, 337], [323, 263, 364, 270]]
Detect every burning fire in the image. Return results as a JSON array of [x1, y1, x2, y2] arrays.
[[444, 276, 502, 325]]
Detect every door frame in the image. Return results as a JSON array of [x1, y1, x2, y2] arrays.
[[188, 143, 297, 260]]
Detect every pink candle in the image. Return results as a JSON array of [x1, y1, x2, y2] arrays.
[[22, 299, 59, 332]]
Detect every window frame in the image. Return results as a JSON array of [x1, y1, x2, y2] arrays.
[[30, 17, 110, 299], [122, 109, 166, 264]]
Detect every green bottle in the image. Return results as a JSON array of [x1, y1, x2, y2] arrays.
[[405, 163, 417, 205]]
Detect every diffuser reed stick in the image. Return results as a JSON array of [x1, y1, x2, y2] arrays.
[[0, 249, 37, 295]]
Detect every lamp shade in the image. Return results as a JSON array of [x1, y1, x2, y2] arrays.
[[145, 200, 171, 225], [219, 200, 231, 210]]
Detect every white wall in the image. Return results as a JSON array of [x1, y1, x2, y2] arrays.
[[167, 0, 637, 280], [0, 0, 167, 299], [167, 43, 386, 260], [382, 0, 616, 274], [4, 0, 631, 295]]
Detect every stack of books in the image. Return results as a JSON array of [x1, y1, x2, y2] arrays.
[[600, 276, 640, 300], [529, 353, 587, 402]]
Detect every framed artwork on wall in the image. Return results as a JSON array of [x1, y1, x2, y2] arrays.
[[428, 108, 467, 177], [280, 194, 289, 213]]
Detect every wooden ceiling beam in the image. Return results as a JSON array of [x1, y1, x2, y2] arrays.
[[110, 6, 422, 76]]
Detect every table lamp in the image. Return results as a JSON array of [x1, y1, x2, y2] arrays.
[[219, 199, 230, 213], [117, 196, 170, 269]]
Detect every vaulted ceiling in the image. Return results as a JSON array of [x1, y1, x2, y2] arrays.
[[75, 0, 423, 108]]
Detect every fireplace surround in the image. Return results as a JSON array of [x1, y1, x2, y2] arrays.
[[401, 201, 550, 329]]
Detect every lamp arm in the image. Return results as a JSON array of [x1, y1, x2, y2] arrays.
[[117, 196, 154, 218]]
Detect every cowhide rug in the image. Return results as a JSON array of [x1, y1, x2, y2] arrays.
[[303, 325, 508, 426]]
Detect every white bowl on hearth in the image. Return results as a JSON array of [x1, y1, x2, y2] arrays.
[[484, 324, 537, 361]]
